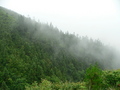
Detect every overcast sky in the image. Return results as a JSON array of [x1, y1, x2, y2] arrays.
[[0, 0, 120, 50]]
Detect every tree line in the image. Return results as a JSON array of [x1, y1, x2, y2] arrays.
[[0, 6, 115, 89]]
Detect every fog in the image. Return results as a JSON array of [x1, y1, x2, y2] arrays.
[[0, 0, 120, 68]]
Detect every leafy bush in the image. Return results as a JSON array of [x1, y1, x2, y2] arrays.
[[25, 79, 87, 90], [103, 70, 120, 87], [85, 64, 104, 90], [25, 79, 52, 90]]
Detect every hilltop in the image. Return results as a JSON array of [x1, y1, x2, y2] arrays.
[[0, 6, 116, 89]]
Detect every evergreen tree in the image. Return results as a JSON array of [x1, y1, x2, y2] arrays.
[[1, 81, 10, 90], [0, 6, 116, 89]]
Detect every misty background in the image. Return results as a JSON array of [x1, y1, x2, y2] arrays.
[[0, 0, 120, 68]]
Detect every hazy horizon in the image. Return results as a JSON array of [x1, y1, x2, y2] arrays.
[[0, 0, 120, 51]]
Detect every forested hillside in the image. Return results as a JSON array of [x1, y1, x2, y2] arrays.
[[0, 6, 116, 89]]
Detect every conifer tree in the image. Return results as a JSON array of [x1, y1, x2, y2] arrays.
[[1, 81, 10, 90]]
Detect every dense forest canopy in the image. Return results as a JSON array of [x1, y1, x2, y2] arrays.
[[0, 6, 118, 89]]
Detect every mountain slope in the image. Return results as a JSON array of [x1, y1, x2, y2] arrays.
[[0, 6, 115, 89]]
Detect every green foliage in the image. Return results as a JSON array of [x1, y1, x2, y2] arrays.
[[0, 81, 10, 90], [85, 64, 103, 90], [25, 79, 87, 90], [26, 79, 52, 90], [103, 70, 120, 87], [0, 6, 117, 89], [25, 69, 120, 90]]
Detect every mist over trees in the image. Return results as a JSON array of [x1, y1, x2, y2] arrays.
[[0, 6, 117, 89]]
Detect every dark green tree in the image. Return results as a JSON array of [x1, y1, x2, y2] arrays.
[[1, 81, 10, 90]]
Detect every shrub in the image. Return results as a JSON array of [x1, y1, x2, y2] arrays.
[[25, 79, 52, 90], [104, 70, 120, 87], [85, 64, 103, 90], [25, 79, 87, 90]]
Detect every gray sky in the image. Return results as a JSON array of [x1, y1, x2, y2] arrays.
[[0, 0, 120, 50]]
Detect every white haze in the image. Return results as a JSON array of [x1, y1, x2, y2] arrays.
[[0, 0, 120, 69]]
